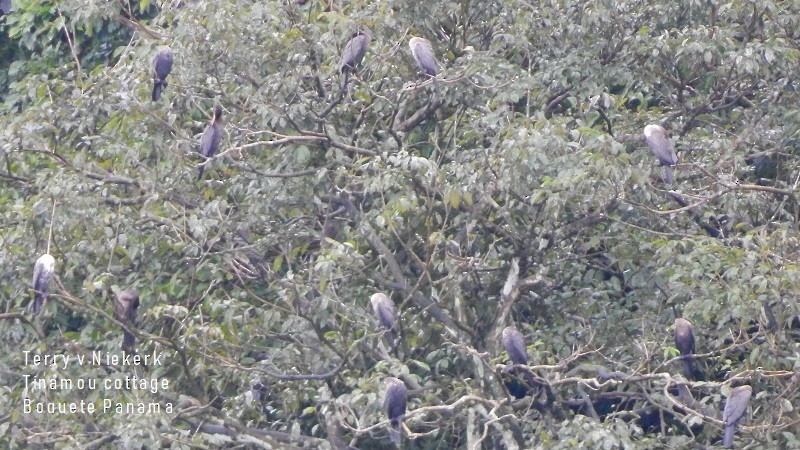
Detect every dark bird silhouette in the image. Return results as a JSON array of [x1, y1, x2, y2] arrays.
[[250, 380, 265, 403], [746, 153, 778, 184], [383, 377, 407, 445], [198, 106, 223, 179], [501, 325, 537, 389], [501, 326, 528, 365], [114, 291, 140, 352], [152, 46, 174, 101], [643, 124, 678, 184], [340, 32, 370, 91], [674, 318, 698, 380], [409, 37, 437, 77], [722, 385, 752, 448], [31, 253, 55, 314], [370, 293, 397, 350]]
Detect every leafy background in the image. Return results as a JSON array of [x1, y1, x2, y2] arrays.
[[2, 0, 800, 448]]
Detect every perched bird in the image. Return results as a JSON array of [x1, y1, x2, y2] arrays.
[[151, 46, 174, 101], [340, 32, 370, 91], [114, 291, 140, 352], [746, 153, 779, 184], [674, 318, 698, 380], [198, 106, 223, 179], [409, 37, 438, 77], [722, 385, 752, 448], [250, 380, 265, 403], [31, 254, 55, 314], [383, 377, 407, 445], [643, 124, 678, 184], [501, 326, 528, 365], [370, 293, 397, 350], [501, 325, 537, 390]]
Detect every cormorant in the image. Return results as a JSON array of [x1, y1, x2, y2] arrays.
[[114, 291, 140, 352], [674, 318, 698, 380], [722, 385, 752, 448], [340, 32, 370, 91], [370, 293, 397, 350], [152, 46, 174, 101], [643, 124, 678, 184], [31, 254, 55, 314], [501, 325, 538, 390], [409, 37, 437, 77], [198, 106, 223, 179], [383, 377, 407, 445]]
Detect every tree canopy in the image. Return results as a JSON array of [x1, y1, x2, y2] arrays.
[[2, 0, 800, 448]]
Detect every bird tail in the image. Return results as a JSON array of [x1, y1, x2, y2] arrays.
[[523, 370, 537, 391], [197, 165, 205, 180], [682, 356, 695, 380], [664, 166, 674, 184], [31, 293, 45, 314], [723, 424, 735, 448], [122, 330, 136, 352], [341, 69, 350, 93], [152, 80, 162, 101], [387, 330, 398, 353], [390, 422, 401, 444]]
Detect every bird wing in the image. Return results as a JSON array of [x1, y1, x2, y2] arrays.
[[33, 259, 45, 290], [674, 324, 695, 355], [33, 257, 53, 291], [113, 297, 125, 320], [117, 293, 139, 322], [385, 383, 407, 418], [412, 39, 437, 75], [377, 301, 396, 330], [210, 125, 223, 156], [503, 328, 529, 365], [153, 49, 174, 80], [341, 35, 368, 71], [200, 124, 221, 158], [645, 130, 678, 166], [722, 387, 752, 425]]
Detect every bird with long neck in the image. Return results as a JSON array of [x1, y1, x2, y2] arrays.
[[674, 318, 699, 380], [643, 124, 678, 184], [198, 106, 223, 179], [340, 32, 370, 92], [383, 377, 407, 445], [722, 385, 752, 448], [31, 254, 55, 314], [114, 291, 140, 352], [152, 46, 174, 101], [370, 293, 397, 351], [409, 37, 438, 78], [501, 325, 538, 390]]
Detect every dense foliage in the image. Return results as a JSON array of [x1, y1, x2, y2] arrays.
[[2, 0, 800, 448]]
